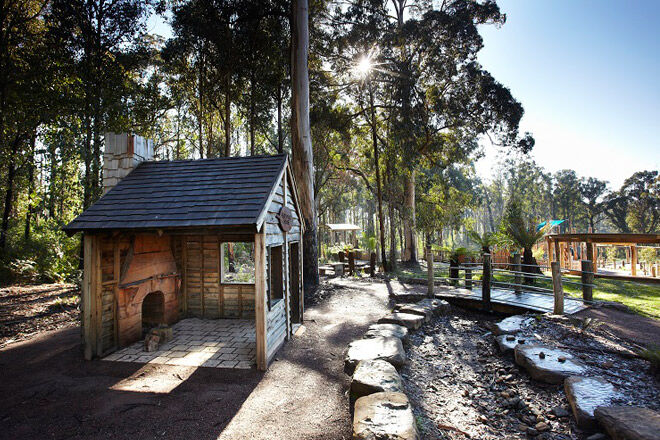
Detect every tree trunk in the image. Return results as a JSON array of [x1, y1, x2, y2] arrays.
[[224, 76, 231, 157], [277, 82, 283, 153], [402, 171, 417, 264], [0, 135, 20, 250], [388, 201, 397, 272], [24, 133, 37, 241], [368, 86, 387, 271], [291, 0, 318, 294], [250, 73, 255, 155]]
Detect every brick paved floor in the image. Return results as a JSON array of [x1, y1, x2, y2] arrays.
[[103, 318, 256, 369]]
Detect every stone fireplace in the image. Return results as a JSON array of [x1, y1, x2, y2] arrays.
[[117, 235, 179, 346]]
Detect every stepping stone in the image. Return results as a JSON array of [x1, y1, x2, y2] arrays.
[[378, 312, 424, 330], [494, 315, 534, 335], [417, 298, 450, 315], [364, 323, 408, 342], [594, 406, 660, 440], [393, 304, 432, 322], [353, 392, 419, 440], [345, 337, 406, 373], [495, 334, 537, 355], [351, 359, 403, 399], [564, 376, 619, 430], [514, 344, 586, 384]]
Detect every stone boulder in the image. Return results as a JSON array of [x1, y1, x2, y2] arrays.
[[353, 392, 419, 440], [378, 312, 425, 330], [495, 334, 536, 355], [493, 315, 534, 335], [393, 304, 432, 322], [345, 336, 406, 373], [351, 359, 403, 399], [417, 298, 450, 315], [564, 376, 618, 430], [364, 323, 409, 342], [514, 344, 586, 384], [594, 406, 660, 440]]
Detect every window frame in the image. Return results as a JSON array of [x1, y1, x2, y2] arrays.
[[220, 241, 256, 285]]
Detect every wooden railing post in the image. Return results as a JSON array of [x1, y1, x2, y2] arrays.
[[369, 252, 376, 277], [513, 253, 522, 294], [348, 251, 355, 276], [581, 260, 594, 301], [465, 266, 472, 290], [426, 245, 434, 298], [482, 253, 491, 311], [551, 261, 564, 315]]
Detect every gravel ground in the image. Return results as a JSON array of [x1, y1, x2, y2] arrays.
[[402, 306, 660, 440]]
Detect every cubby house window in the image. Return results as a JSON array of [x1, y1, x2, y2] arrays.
[[221, 242, 255, 284], [268, 245, 284, 309]]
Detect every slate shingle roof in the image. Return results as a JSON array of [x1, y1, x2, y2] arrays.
[[64, 154, 288, 233]]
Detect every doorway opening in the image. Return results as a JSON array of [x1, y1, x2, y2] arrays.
[[289, 242, 301, 324]]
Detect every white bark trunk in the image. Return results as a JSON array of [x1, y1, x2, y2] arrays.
[[291, 0, 318, 292]]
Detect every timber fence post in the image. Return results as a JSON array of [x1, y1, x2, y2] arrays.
[[426, 245, 434, 298], [513, 253, 522, 294], [551, 261, 564, 315], [482, 253, 491, 312], [581, 260, 594, 301], [465, 265, 472, 290], [348, 251, 355, 276]]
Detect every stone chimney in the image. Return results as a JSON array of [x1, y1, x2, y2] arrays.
[[103, 133, 154, 194]]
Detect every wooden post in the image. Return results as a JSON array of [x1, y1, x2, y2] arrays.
[[546, 237, 552, 263], [82, 234, 94, 360], [465, 266, 472, 290], [513, 253, 522, 294], [482, 253, 491, 312], [254, 230, 268, 371], [581, 260, 594, 301], [348, 251, 355, 276], [369, 252, 376, 277], [631, 245, 638, 276], [426, 245, 434, 298], [554, 240, 561, 269], [551, 261, 564, 315]]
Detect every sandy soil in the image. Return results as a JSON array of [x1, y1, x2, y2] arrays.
[[0, 278, 390, 440]]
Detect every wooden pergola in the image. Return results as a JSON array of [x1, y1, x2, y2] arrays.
[[545, 233, 660, 280]]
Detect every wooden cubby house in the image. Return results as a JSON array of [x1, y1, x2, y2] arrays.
[[64, 133, 304, 370]]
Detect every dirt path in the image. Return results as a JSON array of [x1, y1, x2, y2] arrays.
[[217, 278, 390, 439], [0, 278, 389, 440], [0, 283, 79, 347]]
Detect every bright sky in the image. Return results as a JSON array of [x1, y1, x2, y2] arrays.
[[475, 0, 660, 188]]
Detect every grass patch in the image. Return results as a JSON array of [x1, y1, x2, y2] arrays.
[[397, 264, 660, 319]]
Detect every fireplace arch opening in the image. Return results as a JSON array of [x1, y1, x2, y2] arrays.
[[142, 291, 165, 335]]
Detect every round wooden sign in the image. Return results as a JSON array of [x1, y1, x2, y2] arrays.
[[277, 206, 293, 232]]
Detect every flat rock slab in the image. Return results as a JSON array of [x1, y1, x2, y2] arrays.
[[495, 334, 537, 355], [417, 298, 450, 315], [353, 392, 419, 440], [394, 304, 432, 321], [378, 312, 425, 330], [345, 337, 406, 373], [565, 376, 618, 430], [351, 359, 403, 399], [594, 406, 660, 440], [514, 344, 586, 384], [494, 315, 535, 335], [364, 323, 409, 342]]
